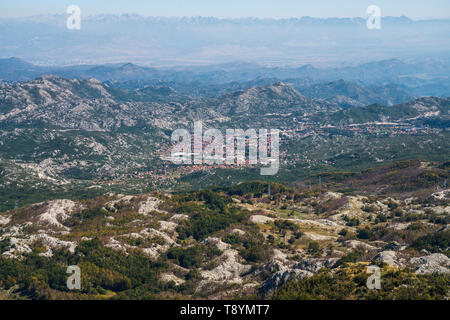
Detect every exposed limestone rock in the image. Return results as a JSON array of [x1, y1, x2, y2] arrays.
[[292, 219, 339, 230], [202, 237, 229, 251], [138, 228, 178, 260], [37, 199, 79, 230], [388, 223, 411, 231], [230, 229, 246, 236], [200, 249, 252, 283], [160, 272, 185, 286], [260, 269, 313, 297], [329, 196, 367, 223], [105, 237, 125, 251], [304, 232, 337, 241], [2, 234, 76, 258], [159, 220, 178, 232], [317, 219, 340, 227], [141, 228, 175, 246], [34, 234, 77, 257], [249, 215, 274, 224], [344, 240, 378, 250], [105, 195, 134, 212], [169, 214, 189, 221], [0, 215, 11, 226], [0, 223, 32, 238], [385, 241, 407, 251], [2, 237, 33, 258], [409, 253, 450, 274], [323, 191, 343, 200], [373, 251, 404, 267], [138, 197, 164, 215], [294, 257, 340, 273], [199, 237, 251, 284], [432, 189, 449, 200], [260, 250, 313, 297]]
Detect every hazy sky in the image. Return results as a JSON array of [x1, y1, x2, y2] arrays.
[[1, 0, 449, 19]]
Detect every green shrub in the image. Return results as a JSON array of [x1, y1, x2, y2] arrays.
[[166, 247, 202, 268], [177, 207, 248, 241], [357, 228, 371, 240], [411, 231, 450, 254]]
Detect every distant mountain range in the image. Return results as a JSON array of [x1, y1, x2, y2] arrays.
[[1, 15, 449, 65], [2, 57, 449, 84], [1, 75, 448, 132], [294, 80, 414, 107], [1, 58, 449, 106]]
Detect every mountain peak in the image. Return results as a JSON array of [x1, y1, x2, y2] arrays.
[[37, 74, 63, 81], [265, 82, 305, 98]]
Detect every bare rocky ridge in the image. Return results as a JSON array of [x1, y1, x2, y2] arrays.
[[0, 75, 448, 215]]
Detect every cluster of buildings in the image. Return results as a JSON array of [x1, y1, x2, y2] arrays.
[[92, 122, 442, 188]]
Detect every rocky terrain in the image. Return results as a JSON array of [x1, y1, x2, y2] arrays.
[[0, 75, 342, 130], [0, 74, 448, 213], [0, 60, 448, 300], [0, 161, 448, 300]]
